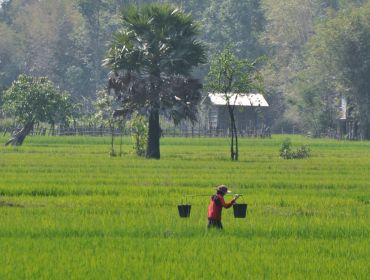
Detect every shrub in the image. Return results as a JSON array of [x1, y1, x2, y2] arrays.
[[128, 113, 148, 157], [280, 138, 311, 159]]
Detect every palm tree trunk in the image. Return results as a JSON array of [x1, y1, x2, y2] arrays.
[[146, 109, 161, 159], [146, 71, 162, 159]]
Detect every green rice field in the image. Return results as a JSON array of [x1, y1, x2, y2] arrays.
[[0, 135, 369, 279]]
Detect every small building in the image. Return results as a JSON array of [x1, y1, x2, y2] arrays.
[[202, 93, 269, 136], [338, 95, 359, 139]]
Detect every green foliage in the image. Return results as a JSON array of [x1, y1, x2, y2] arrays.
[[2, 74, 72, 126], [2, 0, 370, 138], [0, 22, 22, 91], [206, 46, 265, 160], [94, 90, 116, 127], [297, 80, 338, 137], [105, 3, 206, 158], [260, 0, 318, 131], [0, 0, 120, 100], [105, 3, 207, 76], [279, 137, 292, 156], [0, 118, 14, 131], [95, 89, 121, 156], [303, 3, 370, 139], [279, 138, 311, 159], [128, 113, 148, 157], [260, 0, 369, 133], [206, 46, 264, 94], [201, 0, 265, 58]]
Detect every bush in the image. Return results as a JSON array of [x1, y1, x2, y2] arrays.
[[279, 138, 311, 159], [128, 113, 148, 157]]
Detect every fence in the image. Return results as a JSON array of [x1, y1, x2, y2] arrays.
[[2, 126, 271, 138]]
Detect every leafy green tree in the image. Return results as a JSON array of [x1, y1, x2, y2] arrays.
[[206, 47, 264, 161], [0, 22, 21, 94], [77, 0, 110, 97], [261, 0, 369, 132], [261, 0, 318, 131], [2, 75, 72, 146], [296, 78, 338, 137], [303, 4, 370, 139], [0, 0, 96, 100], [104, 4, 206, 159], [202, 0, 265, 58]]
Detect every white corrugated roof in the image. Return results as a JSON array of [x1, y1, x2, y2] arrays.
[[208, 93, 269, 107]]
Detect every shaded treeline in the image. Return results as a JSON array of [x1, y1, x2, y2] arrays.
[[0, 0, 369, 138]]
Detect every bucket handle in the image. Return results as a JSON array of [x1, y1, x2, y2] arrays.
[[182, 193, 187, 205], [234, 194, 245, 204]]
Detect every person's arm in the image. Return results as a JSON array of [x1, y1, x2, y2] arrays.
[[219, 196, 236, 209]]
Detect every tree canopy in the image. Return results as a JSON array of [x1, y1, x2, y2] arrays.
[[2, 74, 72, 145], [299, 3, 370, 138], [206, 46, 264, 160], [104, 4, 206, 158]]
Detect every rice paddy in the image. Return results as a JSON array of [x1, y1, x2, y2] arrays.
[[0, 135, 369, 279]]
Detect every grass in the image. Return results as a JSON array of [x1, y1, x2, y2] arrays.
[[0, 135, 369, 279]]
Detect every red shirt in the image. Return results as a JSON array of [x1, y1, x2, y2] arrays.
[[208, 194, 235, 221]]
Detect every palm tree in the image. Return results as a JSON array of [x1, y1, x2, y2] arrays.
[[104, 4, 206, 159]]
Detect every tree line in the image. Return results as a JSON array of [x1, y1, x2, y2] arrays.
[[1, 0, 370, 148]]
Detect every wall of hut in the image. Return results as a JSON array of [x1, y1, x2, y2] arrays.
[[208, 105, 269, 136]]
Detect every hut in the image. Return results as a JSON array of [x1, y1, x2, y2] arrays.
[[202, 93, 269, 136]]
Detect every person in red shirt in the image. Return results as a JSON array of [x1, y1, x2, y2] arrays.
[[207, 185, 240, 229]]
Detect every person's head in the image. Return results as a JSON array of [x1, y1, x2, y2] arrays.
[[216, 185, 231, 196]]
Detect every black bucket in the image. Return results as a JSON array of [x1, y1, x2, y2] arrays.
[[233, 203, 247, 218], [178, 204, 191, 218]]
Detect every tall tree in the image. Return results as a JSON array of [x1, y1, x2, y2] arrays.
[[104, 4, 206, 158], [261, 0, 317, 131], [206, 47, 264, 161], [302, 3, 370, 139], [0, 1, 106, 104], [0, 22, 21, 94], [1, 0, 92, 99], [77, 0, 106, 97], [76, 0, 129, 97], [2, 75, 72, 146], [260, 0, 369, 132], [202, 0, 265, 58]]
